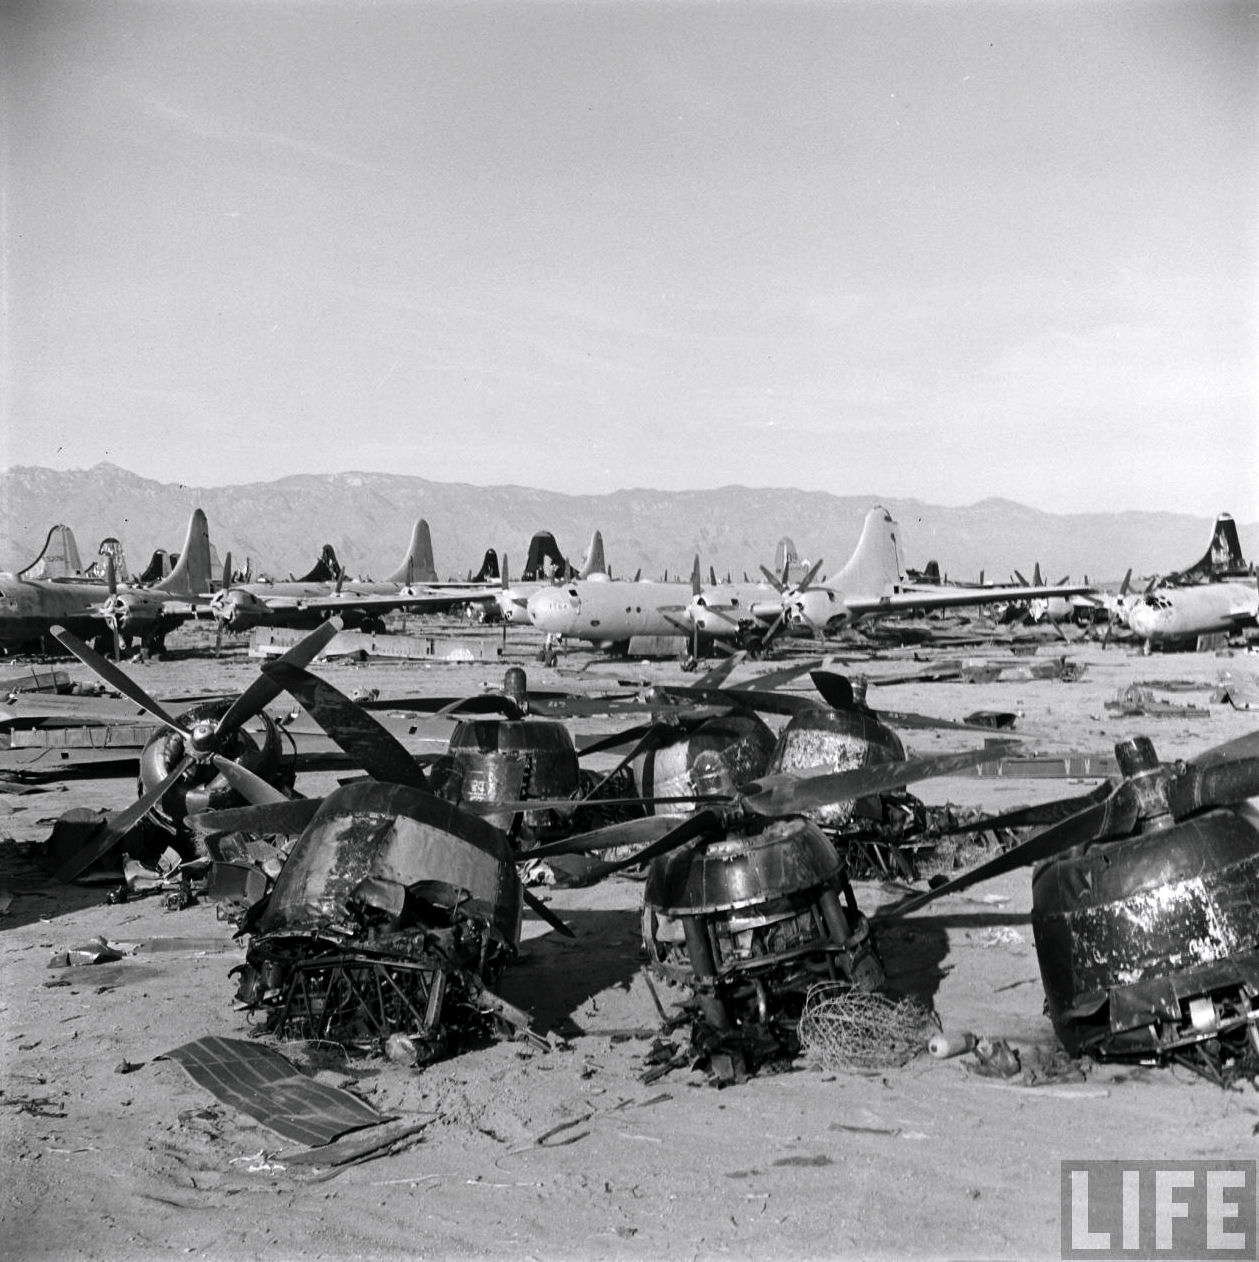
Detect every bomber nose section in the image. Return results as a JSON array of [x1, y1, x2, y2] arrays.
[[527, 587, 580, 634]]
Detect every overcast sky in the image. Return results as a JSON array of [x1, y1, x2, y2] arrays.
[[3, 0, 1255, 519]]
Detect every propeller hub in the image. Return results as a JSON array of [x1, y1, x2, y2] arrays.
[[188, 719, 219, 757], [1115, 737, 1173, 830]]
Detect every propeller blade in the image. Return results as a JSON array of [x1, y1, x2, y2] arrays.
[[1169, 755, 1259, 819], [576, 721, 677, 758], [209, 754, 292, 806], [54, 755, 195, 883], [522, 888, 575, 938], [50, 625, 188, 734], [795, 557, 825, 592], [758, 565, 786, 593], [692, 651, 746, 690], [1184, 730, 1259, 768], [760, 608, 788, 647], [574, 724, 680, 804], [463, 792, 709, 817], [929, 781, 1115, 836], [741, 744, 1018, 817], [261, 661, 429, 790], [185, 796, 324, 840], [213, 617, 344, 738], [810, 670, 855, 710], [885, 783, 1140, 918], [431, 694, 525, 719], [522, 815, 689, 861], [577, 807, 725, 882], [729, 657, 821, 692]]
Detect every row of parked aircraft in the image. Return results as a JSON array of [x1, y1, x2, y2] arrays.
[[0, 507, 1254, 658]]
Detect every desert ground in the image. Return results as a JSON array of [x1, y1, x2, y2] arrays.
[[2, 620, 1258, 1262]]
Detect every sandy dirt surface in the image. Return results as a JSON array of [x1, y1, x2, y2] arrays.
[[2, 623, 1258, 1261]]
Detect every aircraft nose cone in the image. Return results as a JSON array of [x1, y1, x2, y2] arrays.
[[527, 589, 578, 632]]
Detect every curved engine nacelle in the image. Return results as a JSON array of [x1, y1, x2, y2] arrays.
[[1032, 806, 1259, 1059], [765, 704, 904, 827]]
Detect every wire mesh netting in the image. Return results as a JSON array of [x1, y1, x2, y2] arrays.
[[797, 983, 938, 1071]]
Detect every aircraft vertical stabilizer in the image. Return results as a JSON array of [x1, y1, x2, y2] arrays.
[[774, 537, 799, 583], [833, 506, 905, 598], [578, 530, 607, 579], [17, 524, 84, 579], [386, 519, 439, 585], [157, 508, 212, 598], [522, 531, 568, 582], [1170, 513, 1249, 583], [469, 548, 499, 582]]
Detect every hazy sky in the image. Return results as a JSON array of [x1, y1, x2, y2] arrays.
[[3, 0, 1255, 518]]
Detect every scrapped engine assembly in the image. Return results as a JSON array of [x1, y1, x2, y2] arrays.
[[233, 781, 539, 1064], [896, 732, 1259, 1080], [642, 812, 884, 1077], [1033, 739, 1259, 1067]]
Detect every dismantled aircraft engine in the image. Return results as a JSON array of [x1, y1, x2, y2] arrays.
[[235, 781, 532, 1064], [641, 815, 884, 1055], [764, 700, 904, 827], [1033, 740, 1259, 1064], [139, 698, 290, 835], [434, 717, 582, 840], [631, 712, 776, 813], [45, 622, 340, 874], [894, 732, 1259, 1077]]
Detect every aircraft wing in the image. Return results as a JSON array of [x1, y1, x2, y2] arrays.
[[844, 581, 1097, 618], [273, 588, 500, 616]]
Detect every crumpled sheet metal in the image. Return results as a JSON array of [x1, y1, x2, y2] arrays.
[[160, 1035, 391, 1146]]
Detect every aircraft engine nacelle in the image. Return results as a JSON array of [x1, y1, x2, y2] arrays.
[[789, 588, 848, 635], [435, 717, 581, 840], [211, 588, 270, 632], [1032, 805, 1259, 1060], [765, 704, 904, 828], [496, 589, 535, 625], [641, 816, 884, 1041], [630, 712, 776, 813]]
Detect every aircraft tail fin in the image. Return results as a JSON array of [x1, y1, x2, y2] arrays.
[[297, 545, 341, 583], [833, 506, 905, 598], [385, 519, 438, 585], [522, 531, 567, 582], [690, 555, 702, 596], [578, 530, 607, 579], [470, 548, 499, 583], [157, 508, 212, 598], [17, 524, 84, 579], [1172, 513, 1249, 582], [138, 549, 171, 584], [95, 538, 129, 584], [774, 536, 799, 582]]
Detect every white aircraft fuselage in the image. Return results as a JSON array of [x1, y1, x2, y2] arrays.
[[526, 578, 692, 646], [1126, 581, 1259, 646]]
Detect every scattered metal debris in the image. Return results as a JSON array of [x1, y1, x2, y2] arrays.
[[160, 1035, 392, 1146]]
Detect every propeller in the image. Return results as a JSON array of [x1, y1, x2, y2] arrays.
[[472, 742, 1018, 877], [884, 734, 1259, 919], [47, 618, 343, 876], [102, 553, 123, 660], [259, 662, 429, 789], [54, 755, 195, 883], [215, 552, 232, 656]]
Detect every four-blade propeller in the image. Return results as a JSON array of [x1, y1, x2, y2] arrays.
[[885, 733, 1259, 918]]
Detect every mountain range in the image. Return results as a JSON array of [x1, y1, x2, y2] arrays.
[[0, 463, 1251, 588]]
